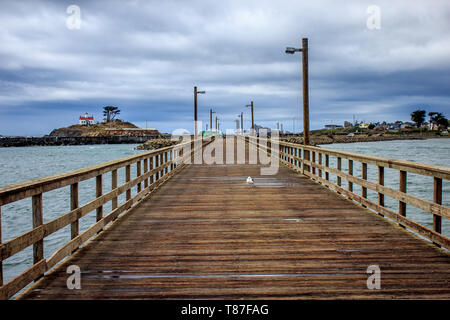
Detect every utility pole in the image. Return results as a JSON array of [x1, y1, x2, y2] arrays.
[[240, 112, 243, 134], [301, 38, 310, 145], [215, 116, 218, 134], [210, 109, 215, 136], [193, 86, 205, 138], [246, 101, 254, 131]]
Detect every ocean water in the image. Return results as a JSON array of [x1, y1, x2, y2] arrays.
[[0, 144, 145, 284], [318, 138, 450, 240], [0, 139, 449, 285]]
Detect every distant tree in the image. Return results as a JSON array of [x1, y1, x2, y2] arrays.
[[368, 124, 375, 130], [410, 110, 426, 128], [103, 106, 121, 122], [428, 112, 448, 129]]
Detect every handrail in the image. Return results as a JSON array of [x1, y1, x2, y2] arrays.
[[247, 136, 450, 250], [0, 137, 209, 299]]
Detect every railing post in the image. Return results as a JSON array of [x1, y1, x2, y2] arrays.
[[155, 154, 160, 181], [150, 155, 154, 187], [399, 170, 407, 217], [96, 175, 103, 225], [164, 151, 168, 176], [137, 160, 142, 193], [312, 152, 316, 175], [70, 183, 79, 244], [378, 166, 384, 216], [325, 155, 329, 181], [143, 158, 149, 189], [337, 157, 342, 187], [126, 165, 131, 201], [32, 194, 44, 265], [0, 206, 2, 286], [348, 160, 353, 192], [362, 163, 367, 206], [433, 177, 442, 245], [318, 153, 322, 178]]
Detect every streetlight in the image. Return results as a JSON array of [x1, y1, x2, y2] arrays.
[[285, 38, 309, 145], [210, 109, 215, 136], [194, 86, 206, 138], [246, 101, 254, 132], [237, 113, 243, 134]]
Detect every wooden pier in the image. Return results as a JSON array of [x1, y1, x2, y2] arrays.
[[0, 137, 449, 299]]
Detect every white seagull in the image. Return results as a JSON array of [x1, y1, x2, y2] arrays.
[[246, 176, 254, 184]]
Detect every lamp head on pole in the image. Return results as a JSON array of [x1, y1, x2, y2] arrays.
[[197, 90, 206, 94], [285, 47, 302, 54]]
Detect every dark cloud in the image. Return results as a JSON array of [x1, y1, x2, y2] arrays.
[[0, 0, 449, 135]]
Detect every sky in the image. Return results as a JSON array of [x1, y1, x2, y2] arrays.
[[0, 0, 449, 136]]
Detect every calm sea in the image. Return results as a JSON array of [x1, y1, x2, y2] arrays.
[[0, 139, 449, 284]]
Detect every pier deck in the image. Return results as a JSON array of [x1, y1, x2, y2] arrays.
[[18, 159, 450, 299]]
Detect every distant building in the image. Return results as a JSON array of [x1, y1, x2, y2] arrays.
[[79, 113, 95, 125], [358, 123, 370, 129], [324, 124, 343, 130], [344, 121, 353, 128]]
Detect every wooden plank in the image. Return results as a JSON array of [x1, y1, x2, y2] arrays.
[[303, 170, 450, 249], [32, 194, 43, 265], [15, 149, 450, 300]]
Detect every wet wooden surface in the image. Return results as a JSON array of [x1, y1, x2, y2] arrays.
[[19, 138, 450, 299]]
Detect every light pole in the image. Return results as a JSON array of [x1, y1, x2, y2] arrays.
[[237, 113, 243, 134], [210, 109, 215, 136], [285, 38, 309, 145], [246, 101, 254, 132], [215, 116, 218, 134], [194, 86, 205, 138]]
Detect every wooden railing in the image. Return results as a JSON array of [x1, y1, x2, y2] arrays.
[[0, 137, 207, 299], [248, 137, 450, 250]]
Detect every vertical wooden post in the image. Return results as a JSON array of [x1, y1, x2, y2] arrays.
[[150, 156, 154, 187], [155, 154, 160, 181], [32, 194, 44, 264], [137, 160, 142, 193], [126, 165, 131, 201], [164, 152, 168, 176], [311, 152, 316, 175], [318, 153, 322, 178], [112, 169, 118, 210], [399, 170, 407, 217], [325, 155, 329, 181], [348, 160, 353, 192], [0, 206, 3, 286], [337, 157, 342, 187], [143, 158, 149, 189], [96, 175, 103, 222], [362, 163, 367, 206], [70, 183, 79, 242], [433, 177, 442, 246], [378, 166, 384, 212], [433, 177, 442, 232], [170, 150, 174, 172]]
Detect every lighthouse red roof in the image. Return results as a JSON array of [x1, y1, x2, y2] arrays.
[[80, 116, 94, 120]]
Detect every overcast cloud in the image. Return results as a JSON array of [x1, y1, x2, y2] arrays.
[[0, 0, 449, 135]]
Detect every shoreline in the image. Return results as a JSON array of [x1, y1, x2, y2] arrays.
[[282, 134, 449, 146]]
